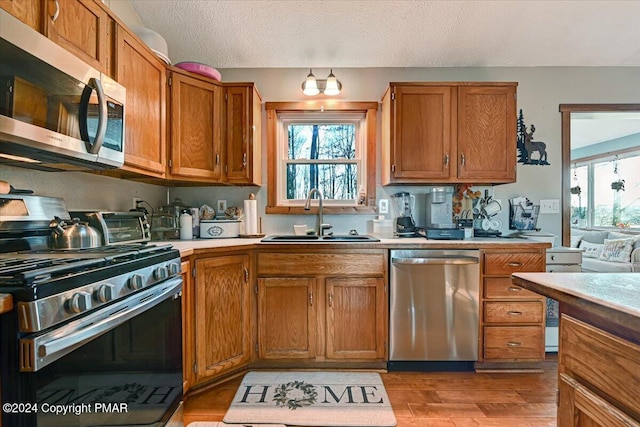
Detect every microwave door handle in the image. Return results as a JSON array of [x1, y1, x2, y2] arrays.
[[78, 77, 107, 154]]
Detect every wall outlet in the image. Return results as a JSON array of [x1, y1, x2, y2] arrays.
[[132, 197, 142, 210], [217, 200, 227, 213], [379, 199, 389, 214], [540, 199, 560, 214]]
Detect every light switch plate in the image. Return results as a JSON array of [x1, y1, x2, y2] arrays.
[[379, 199, 389, 214], [540, 199, 560, 214]]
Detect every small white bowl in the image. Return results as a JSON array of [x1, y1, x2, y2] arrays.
[[131, 25, 171, 65]]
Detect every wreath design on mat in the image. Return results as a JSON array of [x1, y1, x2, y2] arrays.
[[273, 381, 318, 410]]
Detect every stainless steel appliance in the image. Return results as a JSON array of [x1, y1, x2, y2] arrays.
[[389, 249, 480, 367], [425, 187, 455, 228], [0, 9, 126, 171], [0, 195, 182, 427], [71, 211, 151, 245], [390, 192, 416, 236]]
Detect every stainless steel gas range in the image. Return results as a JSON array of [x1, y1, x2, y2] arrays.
[[0, 195, 183, 427]]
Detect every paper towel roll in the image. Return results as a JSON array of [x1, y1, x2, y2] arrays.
[[244, 199, 258, 235]]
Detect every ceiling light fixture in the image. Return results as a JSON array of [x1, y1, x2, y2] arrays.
[[301, 68, 342, 96]]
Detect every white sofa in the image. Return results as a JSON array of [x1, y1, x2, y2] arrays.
[[571, 228, 640, 272]]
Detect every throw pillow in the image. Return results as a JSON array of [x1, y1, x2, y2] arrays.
[[580, 240, 603, 258], [570, 236, 582, 248], [599, 238, 634, 263]]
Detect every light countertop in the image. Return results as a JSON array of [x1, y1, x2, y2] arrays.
[[512, 272, 640, 336], [166, 236, 550, 257]]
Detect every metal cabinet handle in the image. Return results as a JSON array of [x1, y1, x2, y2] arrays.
[[507, 262, 523, 267], [51, 0, 60, 22], [507, 311, 523, 316], [328, 293, 333, 307], [507, 341, 522, 347], [215, 153, 220, 165], [507, 286, 522, 292], [241, 153, 247, 169], [243, 268, 249, 283], [444, 154, 449, 166], [309, 291, 313, 306], [460, 153, 466, 166]]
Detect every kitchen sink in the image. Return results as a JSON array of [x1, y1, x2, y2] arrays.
[[261, 234, 380, 242]]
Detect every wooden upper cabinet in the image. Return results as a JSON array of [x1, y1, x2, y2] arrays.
[[387, 85, 454, 181], [44, 0, 112, 75], [457, 85, 517, 182], [382, 82, 517, 185], [0, 0, 43, 32], [225, 84, 262, 185], [168, 70, 223, 182], [115, 25, 166, 177]]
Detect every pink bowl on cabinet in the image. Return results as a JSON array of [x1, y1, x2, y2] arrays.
[[174, 62, 222, 81]]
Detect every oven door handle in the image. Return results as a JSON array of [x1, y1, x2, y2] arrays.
[[22, 277, 182, 372]]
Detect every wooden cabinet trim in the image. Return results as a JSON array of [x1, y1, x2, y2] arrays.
[[257, 252, 386, 276]]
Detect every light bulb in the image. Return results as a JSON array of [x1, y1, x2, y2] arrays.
[[324, 69, 341, 96], [302, 69, 319, 96]]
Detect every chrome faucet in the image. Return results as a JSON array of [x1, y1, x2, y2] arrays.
[[304, 188, 333, 236]]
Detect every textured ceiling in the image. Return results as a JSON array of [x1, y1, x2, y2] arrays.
[[130, 0, 640, 68]]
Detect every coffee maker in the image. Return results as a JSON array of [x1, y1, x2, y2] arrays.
[[390, 192, 416, 236], [424, 187, 464, 240]]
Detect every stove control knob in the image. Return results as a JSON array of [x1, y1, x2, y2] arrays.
[[128, 274, 145, 290], [154, 266, 169, 281], [168, 262, 180, 276], [95, 284, 115, 303], [66, 292, 92, 314]]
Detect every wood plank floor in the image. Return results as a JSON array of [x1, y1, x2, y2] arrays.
[[184, 359, 557, 426]]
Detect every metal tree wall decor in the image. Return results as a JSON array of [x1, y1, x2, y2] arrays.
[[517, 109, 550, 165]]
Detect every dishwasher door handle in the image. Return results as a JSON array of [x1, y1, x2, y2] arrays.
[[392, 256, 479, 265]]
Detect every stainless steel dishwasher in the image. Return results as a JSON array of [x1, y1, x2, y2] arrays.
[[389, 249, 480, 363]]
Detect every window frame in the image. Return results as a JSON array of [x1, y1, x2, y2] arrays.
[[265, 101, 379, 214]]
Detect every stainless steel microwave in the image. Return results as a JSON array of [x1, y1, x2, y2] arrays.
[[0, 9, 126, 171]]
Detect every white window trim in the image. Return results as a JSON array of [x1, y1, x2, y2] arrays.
[[276, 112, 367, 207]]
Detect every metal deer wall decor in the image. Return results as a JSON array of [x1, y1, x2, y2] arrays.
[[517, 109, 550, 165]]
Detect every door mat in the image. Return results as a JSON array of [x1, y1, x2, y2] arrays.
[[188, 423, 285, 427], [223, 371, 396, 426]]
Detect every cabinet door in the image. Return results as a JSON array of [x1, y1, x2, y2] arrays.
[[258, 277, 316, 359], [0, 0, 43, 31], [457, 85, 516, 182], [326, 277, 386, 360], [225, 85, 261, 184], [558, 373, 640, 427], [168, 72, 223, 181], [181, 259, 194, 394], [194, 255, 251, 384], [115, 26, 166, 177], [44, 0, 111, 75], [391, 85, 454, 181]]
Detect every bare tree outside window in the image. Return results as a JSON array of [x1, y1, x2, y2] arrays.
[[286, 123, 358, 201]]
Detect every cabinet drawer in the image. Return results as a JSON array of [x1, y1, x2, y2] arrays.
[[484, 277, 541, 299], [484, 301, 544, 323], [484, 326, 544, 360], [547, 264, 581, 273], [560, 315, 640, 415], [258, 252, 385, 276], [484, 252, 545, 275], [546, 250, 582, 265]]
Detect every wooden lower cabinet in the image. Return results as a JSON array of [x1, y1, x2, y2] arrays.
[[257, 277, 316, 359], [193, 253, 251, 386], [325, 277, 386, 359], [479, 248, 546, 364], [181, 259, 194, 394], [256, 250, 388, 364], [558, 316, 640, 427]]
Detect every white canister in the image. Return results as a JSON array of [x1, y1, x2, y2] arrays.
[[179, 212, 193, 240], [200, 220, 240, 238]]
